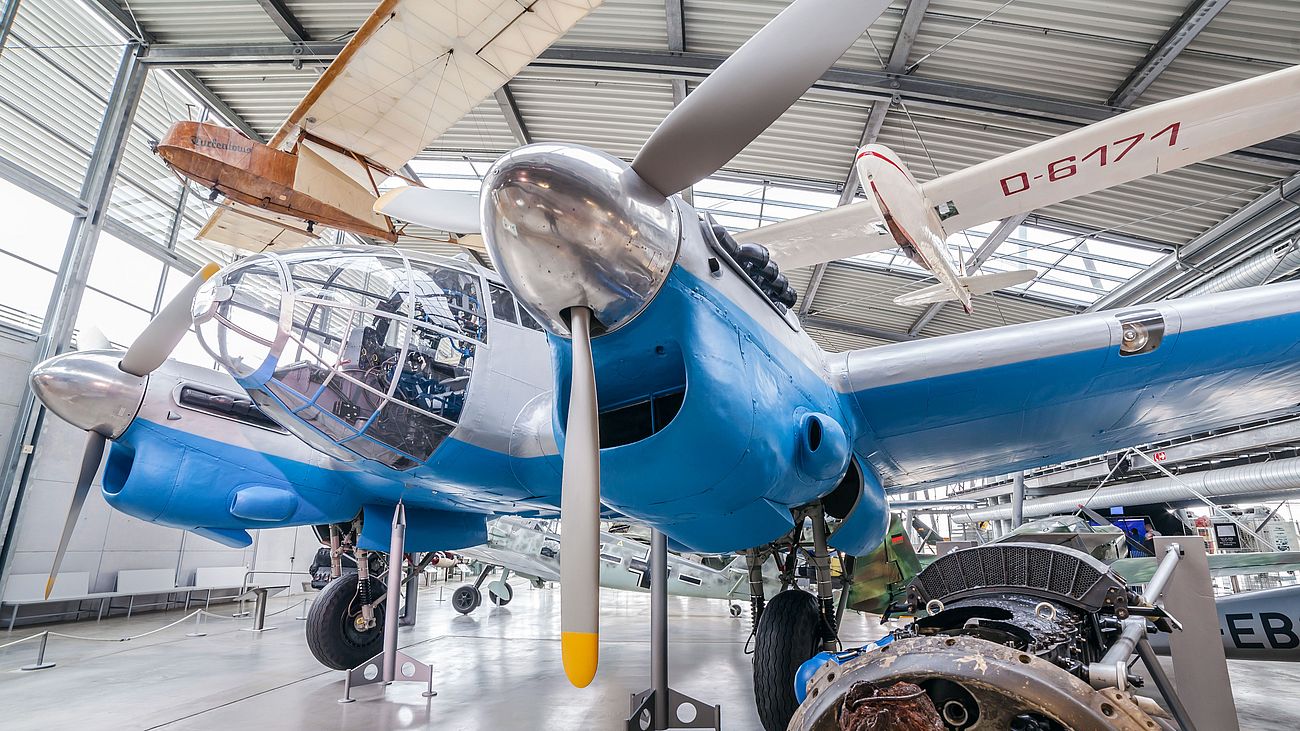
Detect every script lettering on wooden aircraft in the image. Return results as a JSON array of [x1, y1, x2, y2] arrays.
[[999, 121, 1183, 196]]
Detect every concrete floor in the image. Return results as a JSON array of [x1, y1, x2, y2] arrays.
[[0, 582, 1297, 730]]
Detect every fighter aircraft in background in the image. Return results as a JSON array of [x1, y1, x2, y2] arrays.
[[451, 516, 783, 614], [26, 1, 1300, 728]]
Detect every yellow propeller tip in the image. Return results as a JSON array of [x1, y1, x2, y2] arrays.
[[43, 577, 55, 600], [198, 262, 221, 280], [560, 631, 599, 688]]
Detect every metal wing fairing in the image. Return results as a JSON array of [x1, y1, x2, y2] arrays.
[[835, 280, 1300, 489], [191, 247, 489, 471]]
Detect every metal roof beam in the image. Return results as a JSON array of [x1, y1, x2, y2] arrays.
[[532, 47, 1300, 165], [887, 0, 929, 74], [907, 213, 1028, 335], [1108, 0, 1232, 108], [494, 84, 531, 146], [86, 0, 151, 42], [141, 42, 346, 67], [254, 0, 311, 43], [804, 315, 914, 343], [0, 0, 21, 54]]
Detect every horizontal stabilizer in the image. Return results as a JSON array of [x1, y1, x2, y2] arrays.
[[959, 269, 1038, 295], [892, 282, 959, 307], [892, 269, 1037, 307]]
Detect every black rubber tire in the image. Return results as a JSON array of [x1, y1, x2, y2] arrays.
[[489, 583, 513, 606], [305, 572, 385, 671], [452, 585, 481, 614], [753, 589, 824, 731]]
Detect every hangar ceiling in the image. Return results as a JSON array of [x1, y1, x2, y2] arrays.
[[1, 0, 1298, 351]]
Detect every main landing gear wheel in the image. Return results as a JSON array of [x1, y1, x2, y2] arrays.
[[452, 585, 482, 615], [488, 582, 513, 606], [305, 572, 385, 671], [753, 590, 825, 731]]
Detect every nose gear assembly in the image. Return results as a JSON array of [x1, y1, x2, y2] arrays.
[[791, 543, 1189, 731]]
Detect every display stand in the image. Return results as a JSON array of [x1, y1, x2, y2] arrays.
[[339, 503, 435, 703], [626, 530, 720, 731], [1150, 536, 1239, 731]]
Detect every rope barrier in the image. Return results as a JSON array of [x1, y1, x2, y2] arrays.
[[1, 596, 314, 669]]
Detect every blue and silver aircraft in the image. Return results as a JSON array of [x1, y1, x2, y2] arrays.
[[24, 1, 1300, 727]]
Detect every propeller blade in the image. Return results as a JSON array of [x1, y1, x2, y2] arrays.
[[631, 0, 892, 197], [45, 432, 106, 599], [78, 325, 111, 351], [119, 262, 220, 377], [559, 306, 601, 688]]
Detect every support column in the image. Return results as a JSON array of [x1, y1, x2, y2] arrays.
[[627, 529, 719, 730], [1011, 472, 1025, 529], [0, 42, 148, 577], [0, 0, 21, 56]]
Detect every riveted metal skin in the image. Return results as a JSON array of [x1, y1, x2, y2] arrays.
[[480, 143, 681, 337], [29, 351, 146, 438]]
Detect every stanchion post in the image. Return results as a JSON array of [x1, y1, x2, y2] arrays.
[[20, 632, 55, 671], [186, 610, 207, 637]]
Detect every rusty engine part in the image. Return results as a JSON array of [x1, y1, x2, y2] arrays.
[[838, 681, 943, 731], [791, 543, 1170, 731]]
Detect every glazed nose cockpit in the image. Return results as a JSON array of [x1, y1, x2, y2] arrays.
[[191, 248, 487, 470]]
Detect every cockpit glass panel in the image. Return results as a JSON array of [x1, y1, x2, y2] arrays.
[[194, 248, 487, 470], [489, 283, 518, 324]]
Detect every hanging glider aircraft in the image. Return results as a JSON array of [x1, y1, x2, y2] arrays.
[[25, 1, 1300, 724], [452, 516, 784, 613]]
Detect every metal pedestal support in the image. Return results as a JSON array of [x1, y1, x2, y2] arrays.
[[339, 503, 435, 703], [626, 530, 720, 731]]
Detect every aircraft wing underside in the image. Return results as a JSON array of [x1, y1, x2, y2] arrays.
[[458, 545, 560, 583], [836, 280, 1300, 490]]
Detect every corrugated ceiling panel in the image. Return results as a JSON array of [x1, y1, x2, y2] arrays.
[[1135, 0, 1299, 104], [725, 91, 873, 185], [193, 67, 318, 139], [683, 0, 905, 70], [283, 0, 373, 40], [560, 0, 670, 50], [431, 95, 518, 153], [0, 0, 120, 196], [1181, 0, 1300, 65], [920, 292, 1070, 338], [803, 326, 890, 352], [508, 67, 674, 161], [805, 263, 932, 333], [101, 0, 286, 44], [907, 15, 1147, 104]]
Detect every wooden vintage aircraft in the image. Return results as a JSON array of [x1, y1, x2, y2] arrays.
[[155, 0, 598, 253]]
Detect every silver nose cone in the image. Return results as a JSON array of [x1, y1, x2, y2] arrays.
[[481, 143, 681, 337], [29, 351, 147, 438]]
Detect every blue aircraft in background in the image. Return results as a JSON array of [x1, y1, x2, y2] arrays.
[[25, 1, 1300, 728]]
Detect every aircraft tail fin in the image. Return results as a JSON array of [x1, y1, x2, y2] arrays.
[[892, 269, 1037, 307], [845, 513, 926, 615]]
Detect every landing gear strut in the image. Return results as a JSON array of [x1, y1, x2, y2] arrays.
[[452, 564, 500, 615], [751, 506, 841, 731]]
